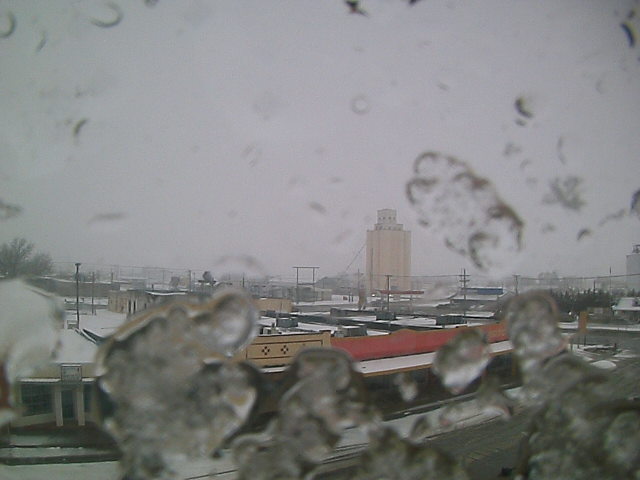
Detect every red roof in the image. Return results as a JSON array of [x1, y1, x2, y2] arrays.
[[330, 322, 508, 361]]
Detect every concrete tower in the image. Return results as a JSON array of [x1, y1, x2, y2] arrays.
[[627, 244, 640, 291], [366, 209, 411, 292]]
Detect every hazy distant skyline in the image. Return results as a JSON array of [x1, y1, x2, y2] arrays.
[[1, 0, 639, 279]]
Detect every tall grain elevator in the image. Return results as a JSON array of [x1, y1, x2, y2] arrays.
[[627, 244, 640, 291], [365, 209, 411, 292]]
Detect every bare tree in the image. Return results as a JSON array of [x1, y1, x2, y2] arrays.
[[0, 238, 53, 278]]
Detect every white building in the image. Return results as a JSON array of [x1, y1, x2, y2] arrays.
[[11, 311, 127, 428], [365, 209, 411, 292], [14, 330, 98, 428]]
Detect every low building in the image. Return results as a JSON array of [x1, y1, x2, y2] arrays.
[[613, 297, 640, 323], [107, 290, 210, 315], [108, 290, 156, 315], [255, 297, 293, 314], [13, 329, 99, 428], [449, 287, 508, 309]]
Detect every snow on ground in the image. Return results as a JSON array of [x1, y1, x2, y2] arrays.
[[74, 310, 128, 338], [570, 343, 638, 365], [559, 322, 640, 332], [591, 359, 617, 370], [0, 461, 120, 480]]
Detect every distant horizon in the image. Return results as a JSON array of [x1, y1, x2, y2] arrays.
[[46, 257, 639, 284]]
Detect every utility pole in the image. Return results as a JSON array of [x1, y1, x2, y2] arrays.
[[312, 267, 317, 302], [292, 266, 319, 303], [91, 272, 96, 315], [75, 263, 81, 329], [459, 268, 469, 323], [514, 274, 520, 296], [385, 274, 392, 312]]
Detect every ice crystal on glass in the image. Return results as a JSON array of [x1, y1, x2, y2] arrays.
[[96, 289, 259, 479], [0, 280, 63, 426], [433, 329, 490, 394], [503, 291, 566, 376], [394, 371, 419, 402], [233, 348, 374, 480], [353, 426, 469, 480]]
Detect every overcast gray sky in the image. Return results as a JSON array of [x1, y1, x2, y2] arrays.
[[1, 0, 639, 280]]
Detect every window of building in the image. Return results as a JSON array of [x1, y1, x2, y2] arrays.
[[20, 384, 53, 417], [84, 384, 92, 413]]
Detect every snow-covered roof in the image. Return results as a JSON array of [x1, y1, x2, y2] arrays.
[[144, 291, 188, 297], [450, 294, 504, 302], [55, 330, 98, 364], [257, 317, 389, 336], [393, 317, 437, 328], [355, 340, 513, 376], [612, 297, 640, 312]]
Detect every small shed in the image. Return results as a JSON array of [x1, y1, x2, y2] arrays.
[[612, 297, 640, 323]]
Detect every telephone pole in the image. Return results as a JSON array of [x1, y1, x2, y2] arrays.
[[385, 274, 392, 312], [75, 262, 81, 329], [91, 272, 96, 315], [459, 268, 469, 322], [293, 266, 319, 303]]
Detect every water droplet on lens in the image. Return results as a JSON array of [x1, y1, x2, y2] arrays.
[[0, 280, 63, 426], [542, 176, 585, 211], [502, 291, 566, 374], [0, 199, 22, 220], [630, 189, 640, 218], [351, 94, 371, 114], [355, 427, 470, 479], [433, 329, 490, 394], [214, 254, 268, 279], [308, 201, 327, 215], [409, 414, 436, 442], [394, 372, 418, 402], [475, 376, 514, 419], [190, 289, 258, 356], [96, 291, 260, 479], [406, 152, 523, 275], [514, 95, 534, 119]]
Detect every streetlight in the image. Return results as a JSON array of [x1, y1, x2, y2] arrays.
[[75, 262, 81, 329]]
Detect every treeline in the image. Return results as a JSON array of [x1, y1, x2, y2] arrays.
[[548, 289, 638, 313], [0, 237, 53, 278]]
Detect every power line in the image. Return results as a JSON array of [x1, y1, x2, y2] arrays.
[[344, 242, 365, 273]]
